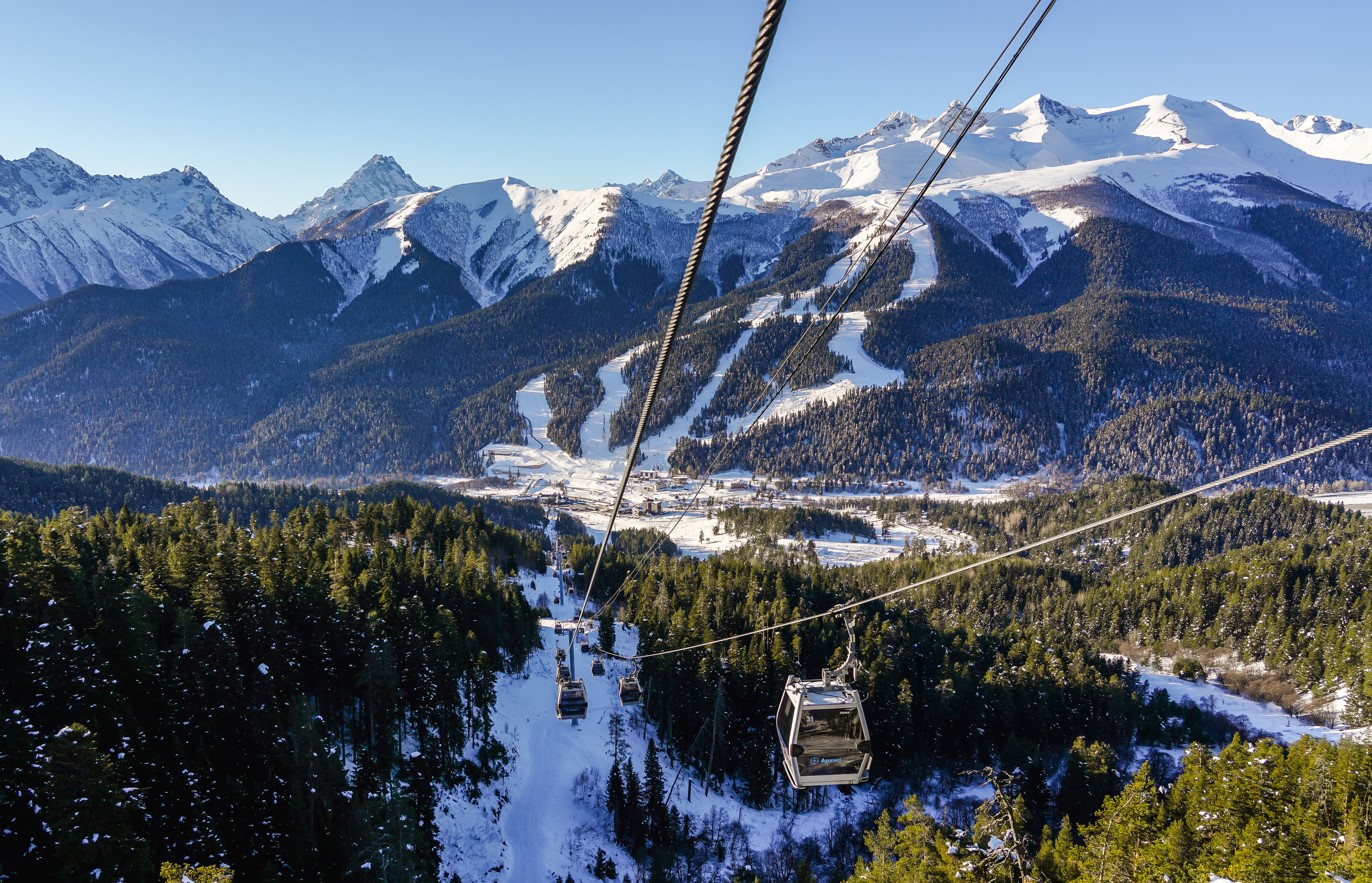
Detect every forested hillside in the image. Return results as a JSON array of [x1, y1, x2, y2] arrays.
[[0, 456, 545, 529], [575, 479, 1372, 879], [0, 495, 544, 881], [847, 736, 1372, 883], [0, 202, 805, 480], [672, 208, 1372, 486]]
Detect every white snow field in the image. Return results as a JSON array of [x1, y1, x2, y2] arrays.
[[1309, 490, 1372, 516], [1104, 655, 1368, 745]]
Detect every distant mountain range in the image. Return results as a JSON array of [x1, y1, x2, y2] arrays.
[[0, 149, 286, 314], [1, 94, 1370, 485]]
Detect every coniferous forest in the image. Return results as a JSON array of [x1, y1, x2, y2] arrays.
[[572, 477, 1372, 881], [0, 493, 542, 881]]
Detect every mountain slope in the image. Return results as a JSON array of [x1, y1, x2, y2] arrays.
[[0, 149, 287, 309], [0, 186, 802, 479]]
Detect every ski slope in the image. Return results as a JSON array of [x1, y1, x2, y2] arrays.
[[482, 225, 928, 497]]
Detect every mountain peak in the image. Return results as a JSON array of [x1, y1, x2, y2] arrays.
[[180, 165, 214, 186], [340, 154, 429, 194], [279, 154, 437, 232], [22, 147, 88, 177], [628, 169, 708, 200], [27, 146, 77, 164], [868, 110, 918, 134], [1284, 113, 1358, 135]]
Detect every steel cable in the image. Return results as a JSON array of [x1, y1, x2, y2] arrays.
[[591, 0, 1055, 617], [576, 0, 788, 623], [600, 425, 1372, 662]]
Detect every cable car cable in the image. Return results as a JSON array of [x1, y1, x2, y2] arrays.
[[590, 0, 1057, 615], [575, 0, 789, 625], [599, 424, 1372, 663]]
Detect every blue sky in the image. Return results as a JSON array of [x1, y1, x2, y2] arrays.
[[3, 1, 1369, 217]]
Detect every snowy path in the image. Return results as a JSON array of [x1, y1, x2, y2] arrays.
[[516, 375, 553, 450], [579, 346, 646, 463], [441, 551, 879, 880], [1310, 490, 1372, 515], [821, 207, 937, 307], [893, 221, 938, 303], [830, 311, 903, 385]]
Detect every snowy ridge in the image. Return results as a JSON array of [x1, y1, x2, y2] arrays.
[[7, 92, 1368, 317], [0, 148, 287, 306], [302, 176, 779, 309], [726, 94, 1372, 210], [720, 93, 1372, 278]]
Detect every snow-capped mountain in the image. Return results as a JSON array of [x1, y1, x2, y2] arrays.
[[625, 169, 710, 201], [297, 175, 780, 309], [0, 149, 287, 313], [720, 94, 1372, 282], [277, 154, 438, 233], [4, 92, 1372, 484], [726, 94, 1372, 209]]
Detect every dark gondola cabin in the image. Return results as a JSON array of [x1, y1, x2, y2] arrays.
[[556, 678, 588, 719], [775, 674, 871, 788], [618, 674, 642, 706], [591, 656, 605, 676]]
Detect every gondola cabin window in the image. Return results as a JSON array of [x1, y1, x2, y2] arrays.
[[797, 707, 866, 777]]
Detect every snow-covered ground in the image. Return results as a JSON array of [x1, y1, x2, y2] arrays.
[[439, 542, 878, 881], [1105, 655, 1368, 745], [1310, 490, 1372, 515]]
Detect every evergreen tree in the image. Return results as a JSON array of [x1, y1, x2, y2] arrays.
[[843, 798, 958, 883], [623, 760, 644, 853], [643, 740, 668, 846], [598, 608, 617, 654], [607, 757, 626, 839]]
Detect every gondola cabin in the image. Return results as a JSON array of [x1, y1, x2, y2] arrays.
[[556, 678, 588, 719], [618, 674, 642, 706], [775, 674, 871, 789], [591, 656, 605, 676]]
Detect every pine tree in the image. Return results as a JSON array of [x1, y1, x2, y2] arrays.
[[607, 757, 626, 838], [598, 608, 616, 654], [43, 722, 153, 881], [643, 739, 668, 845], [843, 798, 958, 883], [624, 760, 644, 852]]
